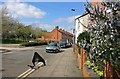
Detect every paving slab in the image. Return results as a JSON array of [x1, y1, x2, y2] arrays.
[[28, 48, 83, 78]]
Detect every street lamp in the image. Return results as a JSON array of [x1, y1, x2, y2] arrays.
[[71, 8, 75, 44]]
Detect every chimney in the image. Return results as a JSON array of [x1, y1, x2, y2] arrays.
[[55, 26, 59, 29]]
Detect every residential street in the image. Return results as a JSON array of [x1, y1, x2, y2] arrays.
[[1, 1, 120, 79], [2, 45, 83, 78], [28, 47, 83, 77]]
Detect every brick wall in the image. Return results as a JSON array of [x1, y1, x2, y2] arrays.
[[37, 26, 73, 43], [50, 27, 62, 42]]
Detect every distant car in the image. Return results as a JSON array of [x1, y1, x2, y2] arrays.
[[46, 42, 60, 53], [29, 40, 35, 43], [59, 39, 72, 48]]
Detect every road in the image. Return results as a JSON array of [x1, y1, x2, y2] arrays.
[[2, 45, 57, 77], [2, 46, 82, 78]]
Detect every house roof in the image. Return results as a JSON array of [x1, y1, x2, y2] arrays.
[[58, 29, 73, 37], [75, 12, 89, 20]]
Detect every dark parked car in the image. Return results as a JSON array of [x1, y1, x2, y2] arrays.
[[59, 39, 72, 48], [46, 42, 60, 53]]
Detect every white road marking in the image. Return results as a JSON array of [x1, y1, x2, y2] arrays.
[[22, 69, 35, 78], [16, 60, 47, 79]]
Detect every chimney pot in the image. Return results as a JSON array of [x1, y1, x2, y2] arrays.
[[55, 26, 59, 29]]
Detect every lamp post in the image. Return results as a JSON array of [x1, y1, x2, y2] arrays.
[[71, 8, 75, 44]]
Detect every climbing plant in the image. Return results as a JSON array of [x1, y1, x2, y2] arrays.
[[84, 1, 120, 70]]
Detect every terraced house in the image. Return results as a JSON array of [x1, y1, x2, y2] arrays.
[[37, 26, 74, 43]]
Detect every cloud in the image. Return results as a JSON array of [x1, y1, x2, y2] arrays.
[[53, 16, 74, 23], [37, 24, 73, 33], [37, 24, 54, 32], [23, 21, 54, 32], [66, 16, 74, 23], [23, 21, 73, 33], [53, 18, 63, 22], [4, 0, 46, 18], [6, 0, 22, 2]]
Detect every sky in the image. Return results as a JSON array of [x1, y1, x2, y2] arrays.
[[1, 0, 89, 33]]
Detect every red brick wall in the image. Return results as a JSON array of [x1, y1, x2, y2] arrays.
[[37, 26, 73, 42], [50, 28, 62, 42]]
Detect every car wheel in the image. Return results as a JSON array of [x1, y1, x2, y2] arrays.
[[56, 49, 59, 53], [59, 49, 61, 52]]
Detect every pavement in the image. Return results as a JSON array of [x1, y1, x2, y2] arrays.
[[0, 44, 20, 53], [1, 44, 20, 47], [28, 48, 83, 78], [0, 46, 34, 50], [0, 44, 45, 53], [0, 44, 47, 49], [0, 46, 35, 53]]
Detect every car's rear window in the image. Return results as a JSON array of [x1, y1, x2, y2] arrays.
[[49, 43, 57, 46], [59, 39, 67, 43]]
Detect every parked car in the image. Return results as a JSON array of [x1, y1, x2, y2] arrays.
[[46, 42, 60, 53], [59, 39, 72, 48], [29, 40, 35, 43]]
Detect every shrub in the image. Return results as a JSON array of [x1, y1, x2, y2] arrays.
[[77, 31, 90, 53], [21, 41, 47, 47], [85, 60, 103, 77], [1, 38, 24, 44]]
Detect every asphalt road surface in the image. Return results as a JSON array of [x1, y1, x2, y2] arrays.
[[2, 45, 60, 78]]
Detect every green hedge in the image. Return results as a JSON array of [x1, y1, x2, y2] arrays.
[[21, 41, 47, 47], [1, 38, 25, 44]]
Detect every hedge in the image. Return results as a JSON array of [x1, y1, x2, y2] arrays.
[[1, 38, 25, 44], [21, 41, 47, 47]]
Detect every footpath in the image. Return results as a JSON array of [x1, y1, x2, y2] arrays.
[[0, 44, 35, 53], [28, 48, 84, 78]]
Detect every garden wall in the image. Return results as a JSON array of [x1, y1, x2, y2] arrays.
[[74, 45, 120, 79]]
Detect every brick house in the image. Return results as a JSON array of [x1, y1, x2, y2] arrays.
[[37, 26, 74, 43]]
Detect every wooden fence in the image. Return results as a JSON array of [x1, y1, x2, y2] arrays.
[[74, 45, 90, 79], [73, 45, 120, 79]]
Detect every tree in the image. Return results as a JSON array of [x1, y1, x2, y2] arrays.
[[1, 4, 49, 43], [2, 5, 18, 38]]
